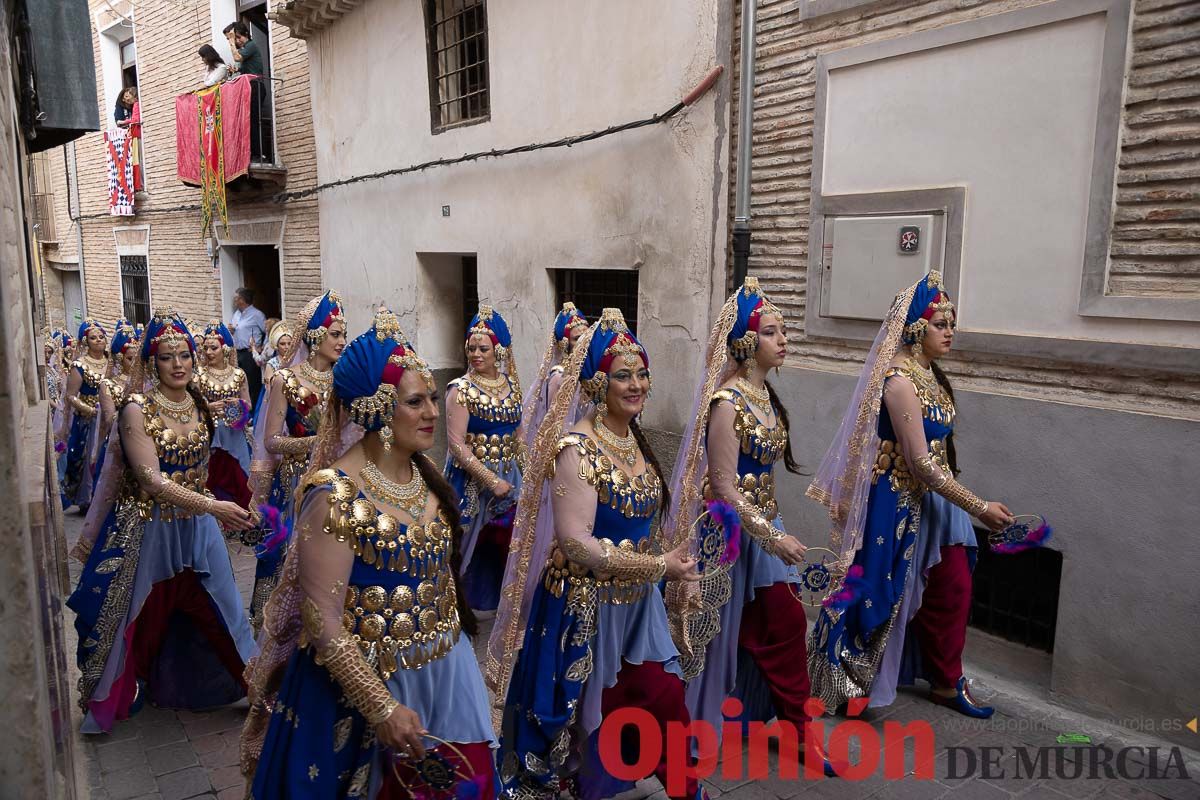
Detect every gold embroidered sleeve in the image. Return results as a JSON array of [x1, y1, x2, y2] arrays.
[[69, 395, 97, 417], [560, 536, 667, 584], [454, 445, 501, 490], [138, 465, 216, 514], [267, 433, 316, 456], [315, 634, 399, 725], [446, 386, 500, 490], [912, 455, 989, 516], [733, 497, 787, 554]]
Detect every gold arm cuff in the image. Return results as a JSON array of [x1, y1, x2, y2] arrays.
[[315, 634, 399, 725], [153, 477, 216, 515], [733, 497, 785, 554], [454, 445, 501, 490], [913, 455, 988, 516], [571, 537, 666, 583], [267, 434, 315, 456], [69, 395, 97, 417]]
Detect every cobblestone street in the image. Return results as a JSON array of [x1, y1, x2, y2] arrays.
[[64, 513, 1200, 800]]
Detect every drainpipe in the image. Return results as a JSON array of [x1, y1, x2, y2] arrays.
[[731, 0, 757, 287]]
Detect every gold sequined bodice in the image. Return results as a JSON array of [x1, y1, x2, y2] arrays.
[[195, 366, 246, 401], [123, 393, 212, 520], [300, 469, 462, 677]]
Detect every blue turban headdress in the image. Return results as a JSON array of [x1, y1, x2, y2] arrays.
[[902, 271, 955, 344], [334, 308, 431, 434], [140, 309, 195, 361], [727, 277, 784, 362], [78, 318, 106, 341], [579, 308, 649, 403], [202, 320, 236, 349], [110, 319, 139, 355], [467, 304, 513, 362], [299, 290, 345, 348], [553, 302, 589, 346]]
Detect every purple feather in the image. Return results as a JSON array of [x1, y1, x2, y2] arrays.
[[822, 565, 867, 611], [254, 503, 291, 556], [706, 499, 742, 566], [55, 440, 66, 454], [229, 399, 251, 431], [992, 523, 1053, 555]]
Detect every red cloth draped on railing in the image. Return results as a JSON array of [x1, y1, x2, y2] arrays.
[[104, 126, 136, 216], [175, 75, 252, 235]]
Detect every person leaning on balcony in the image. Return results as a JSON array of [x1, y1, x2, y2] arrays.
[[224, 22, 264, 77], [199, 44, 229, 87], [229, 288, 266, 411]]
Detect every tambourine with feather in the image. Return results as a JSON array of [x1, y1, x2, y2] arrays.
[[988, 514, 1053, 554], [389, 734, 488, 798]]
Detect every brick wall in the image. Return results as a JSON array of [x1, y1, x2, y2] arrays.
[[42, 0, 323, 329], [730, 0, 1200, 418]]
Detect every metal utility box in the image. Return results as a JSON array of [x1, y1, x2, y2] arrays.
[[820, 213, 945, 322]]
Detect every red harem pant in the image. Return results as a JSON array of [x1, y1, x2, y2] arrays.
[[739, 581, 813, 734], [379, 741, 497, 799], [602, 660, 699, 800], [910, 544, 971, 688], [131, 569, 247, 692]]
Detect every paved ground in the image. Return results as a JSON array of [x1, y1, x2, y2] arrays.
[[63, 511, 1200, 800]]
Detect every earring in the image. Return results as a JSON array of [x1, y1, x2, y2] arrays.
[[911, 341, 925, 361], [379, 424, 394, 452], [595, 401, 608, 427], [150, 370, 161, 389]]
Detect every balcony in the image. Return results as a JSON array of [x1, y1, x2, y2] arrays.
[[175, 75, 286, 200]]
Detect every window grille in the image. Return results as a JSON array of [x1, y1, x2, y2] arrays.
[[555, 270, 640, 334], [424, 0, 490, 132], [970, 531, 1062, 652], [119, 254, 150, 326]]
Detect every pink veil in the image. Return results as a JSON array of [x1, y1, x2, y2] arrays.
[[657, 289, 743, 658], [519, 328, 558, 452], [805, 281, 919, 565], [249, 299, 322, 500], [484, 322, 598, 722]]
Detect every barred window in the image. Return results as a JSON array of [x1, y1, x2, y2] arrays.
[[555, 269, 639, 334], [119, 255, 150, 326], [424, 0, 490, 133]]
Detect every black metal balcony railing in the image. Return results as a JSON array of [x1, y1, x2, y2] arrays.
[[248, 75, 276, 166]]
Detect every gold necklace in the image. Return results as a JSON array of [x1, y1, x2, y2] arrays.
[[360, 459, 427, 520], [594, 418, 639, 467], [469, 370, 508, 394], [153, 388, 196, 424], [903, 357, 941, 396], [735, 377, 772, 414], [81, 353, 109, 373], [297, 359, 333, 391]]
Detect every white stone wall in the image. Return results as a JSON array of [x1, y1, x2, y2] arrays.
[[302, 0, 733, 432]]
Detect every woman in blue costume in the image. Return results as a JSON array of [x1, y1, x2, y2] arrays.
[[806, 272, 1014, 717], [60, 318, 110, 511], [520, 302, 589, 451], [90, 319, 140, 486], [197, 321, 254, 508], [248, 291, 346, 631], [486, 308, 707, 800], [663, 278, 837, 775], [444, 304, 525, 613], [46, 328, 69, 487], [67, 310, 257, 734], [241, 309, 496, 798]]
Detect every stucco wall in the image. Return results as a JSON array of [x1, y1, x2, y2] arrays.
[[773, 364, 1200, 750], [306, 0, 732, 432]]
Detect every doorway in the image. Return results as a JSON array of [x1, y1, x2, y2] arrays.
[[61, 270, 83, 330], [219, 244, 281, 321]]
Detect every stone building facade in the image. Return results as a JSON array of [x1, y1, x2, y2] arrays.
[[731, 0, 1199, 749], [36, 0, 323, 334]]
